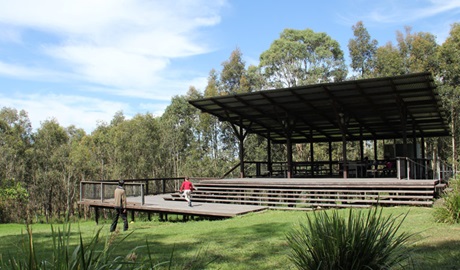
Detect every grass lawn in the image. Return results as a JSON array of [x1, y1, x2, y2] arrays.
[[1, 207, 460, 269]]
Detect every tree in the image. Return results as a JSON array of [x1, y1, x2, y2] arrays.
[[438, 23, 460, 172], [30, 119, 69, 221], [373, 42, 405, 77], [220, 47, 248, 94], [396, 26, 439, 73], [160, 88, 203, 177], [348, 21, 378, 78], [0, 107, 32, 184], [0, 107, 32, 222], [259, 28, 347, 88]]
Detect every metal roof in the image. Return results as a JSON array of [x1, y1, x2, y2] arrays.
[[189, 72, 450, 144]]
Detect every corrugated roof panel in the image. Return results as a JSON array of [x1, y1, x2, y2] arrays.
[[189, 72, 449, 143]]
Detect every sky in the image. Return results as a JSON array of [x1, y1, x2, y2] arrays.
[[0, 0, 459, 134]]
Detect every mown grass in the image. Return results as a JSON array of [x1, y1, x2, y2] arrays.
[[1, 207, 460, 269]]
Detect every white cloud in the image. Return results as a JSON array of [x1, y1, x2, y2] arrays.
[[0, 92, 146, 133], [48, 44, 168, 89], [0, 0, 225, 98], [363, 0, 460, 24]]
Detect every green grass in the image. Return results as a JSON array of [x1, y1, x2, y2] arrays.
[[1, 207, 460, 269]]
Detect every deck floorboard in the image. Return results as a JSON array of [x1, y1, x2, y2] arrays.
[[79, 194, 268, 218]]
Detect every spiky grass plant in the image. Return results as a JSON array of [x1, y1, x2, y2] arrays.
[[0, 223, 213, 270], [0, 224, 130, 270], [434, 175, 460, 223], [286, 207, 413, 270]]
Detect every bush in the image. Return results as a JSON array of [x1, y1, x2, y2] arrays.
[[286, 207, 413, 270], [0, 179, 29, 223], [434, 175, 460, 223]]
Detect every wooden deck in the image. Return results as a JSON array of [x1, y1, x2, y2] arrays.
[[79, 193, 268, 219], [80, 177, 444, 221]]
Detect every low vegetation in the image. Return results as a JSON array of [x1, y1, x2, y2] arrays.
[[1, 207, 460, 269], [287, 207, 413, 269], [434, 175, 460, 224]]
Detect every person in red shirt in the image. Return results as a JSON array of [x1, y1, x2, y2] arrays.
[[179, 176, 196, 207]]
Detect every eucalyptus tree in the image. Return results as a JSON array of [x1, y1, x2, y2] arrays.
[[259, 28, 347, 88], [160, 87, 204, 177], [91, 121, 113, 180], [63, 125, 88, 219], [219, 49, 250, 168], [0, 107, 32, 183], [220, 47, 248, 95], [246, 64, 266, 91], [396, 26, 439, 74], [196, 69, 230, 177], [348, 21, 378, 79], [30, 119, 69, 221], [437, 23, 460, 171], [373, 42, 405, 77], [0, 107, 32, 222]]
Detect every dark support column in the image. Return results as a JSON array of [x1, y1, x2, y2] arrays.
[[282, 118, 294, 178], [94, 207, 99, 224], [421, 137, 427, 178], [131, 210, 134, 222], [339, 113, 348, 179], [239, 133, 244, 178], [287, 136, 293, 178], [402, 108, 408, 157], [329, 142, 333, 176], [373, 140, 378, 162], [310, 141, 314, 175], [342, 135, 348, 179], [230, 120, 248, 179], [267, 133, 272, 176], [421, 137, 425, 160], [360, 127, 364, 160]]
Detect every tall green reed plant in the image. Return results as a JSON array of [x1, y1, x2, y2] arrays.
[[286, 207, 414, 270], [434, 175, 460, 223], [0, 223, 209, 269]]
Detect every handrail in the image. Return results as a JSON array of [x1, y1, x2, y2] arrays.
[[80, 181, 145, 205], [396, 157, 453, 181], [80, 177, 184, 204]]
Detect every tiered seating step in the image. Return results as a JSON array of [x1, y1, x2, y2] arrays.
[[164, 178, 440, 210]]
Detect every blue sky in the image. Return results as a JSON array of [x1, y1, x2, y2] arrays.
[[0, 0, 459, 133]]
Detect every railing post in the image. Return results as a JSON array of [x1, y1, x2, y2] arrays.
[[141, 184, 145, 205], [406, 158, 410, 180], [80, 181, 83, 202], [100, 182, 104, 202], [162, 179, 166, 194], [437, 160, 441, 180]]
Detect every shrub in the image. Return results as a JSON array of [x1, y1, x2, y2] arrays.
[[434, 175, 460, 223], [286, 207, 413, 270]]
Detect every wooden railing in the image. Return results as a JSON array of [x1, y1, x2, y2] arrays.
[[397, 157, 453, 181], [79, 177, 183, 204], [223, 159, 454, 180]]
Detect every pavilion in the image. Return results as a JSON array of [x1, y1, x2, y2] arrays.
[[189, 72, 450, 180]]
